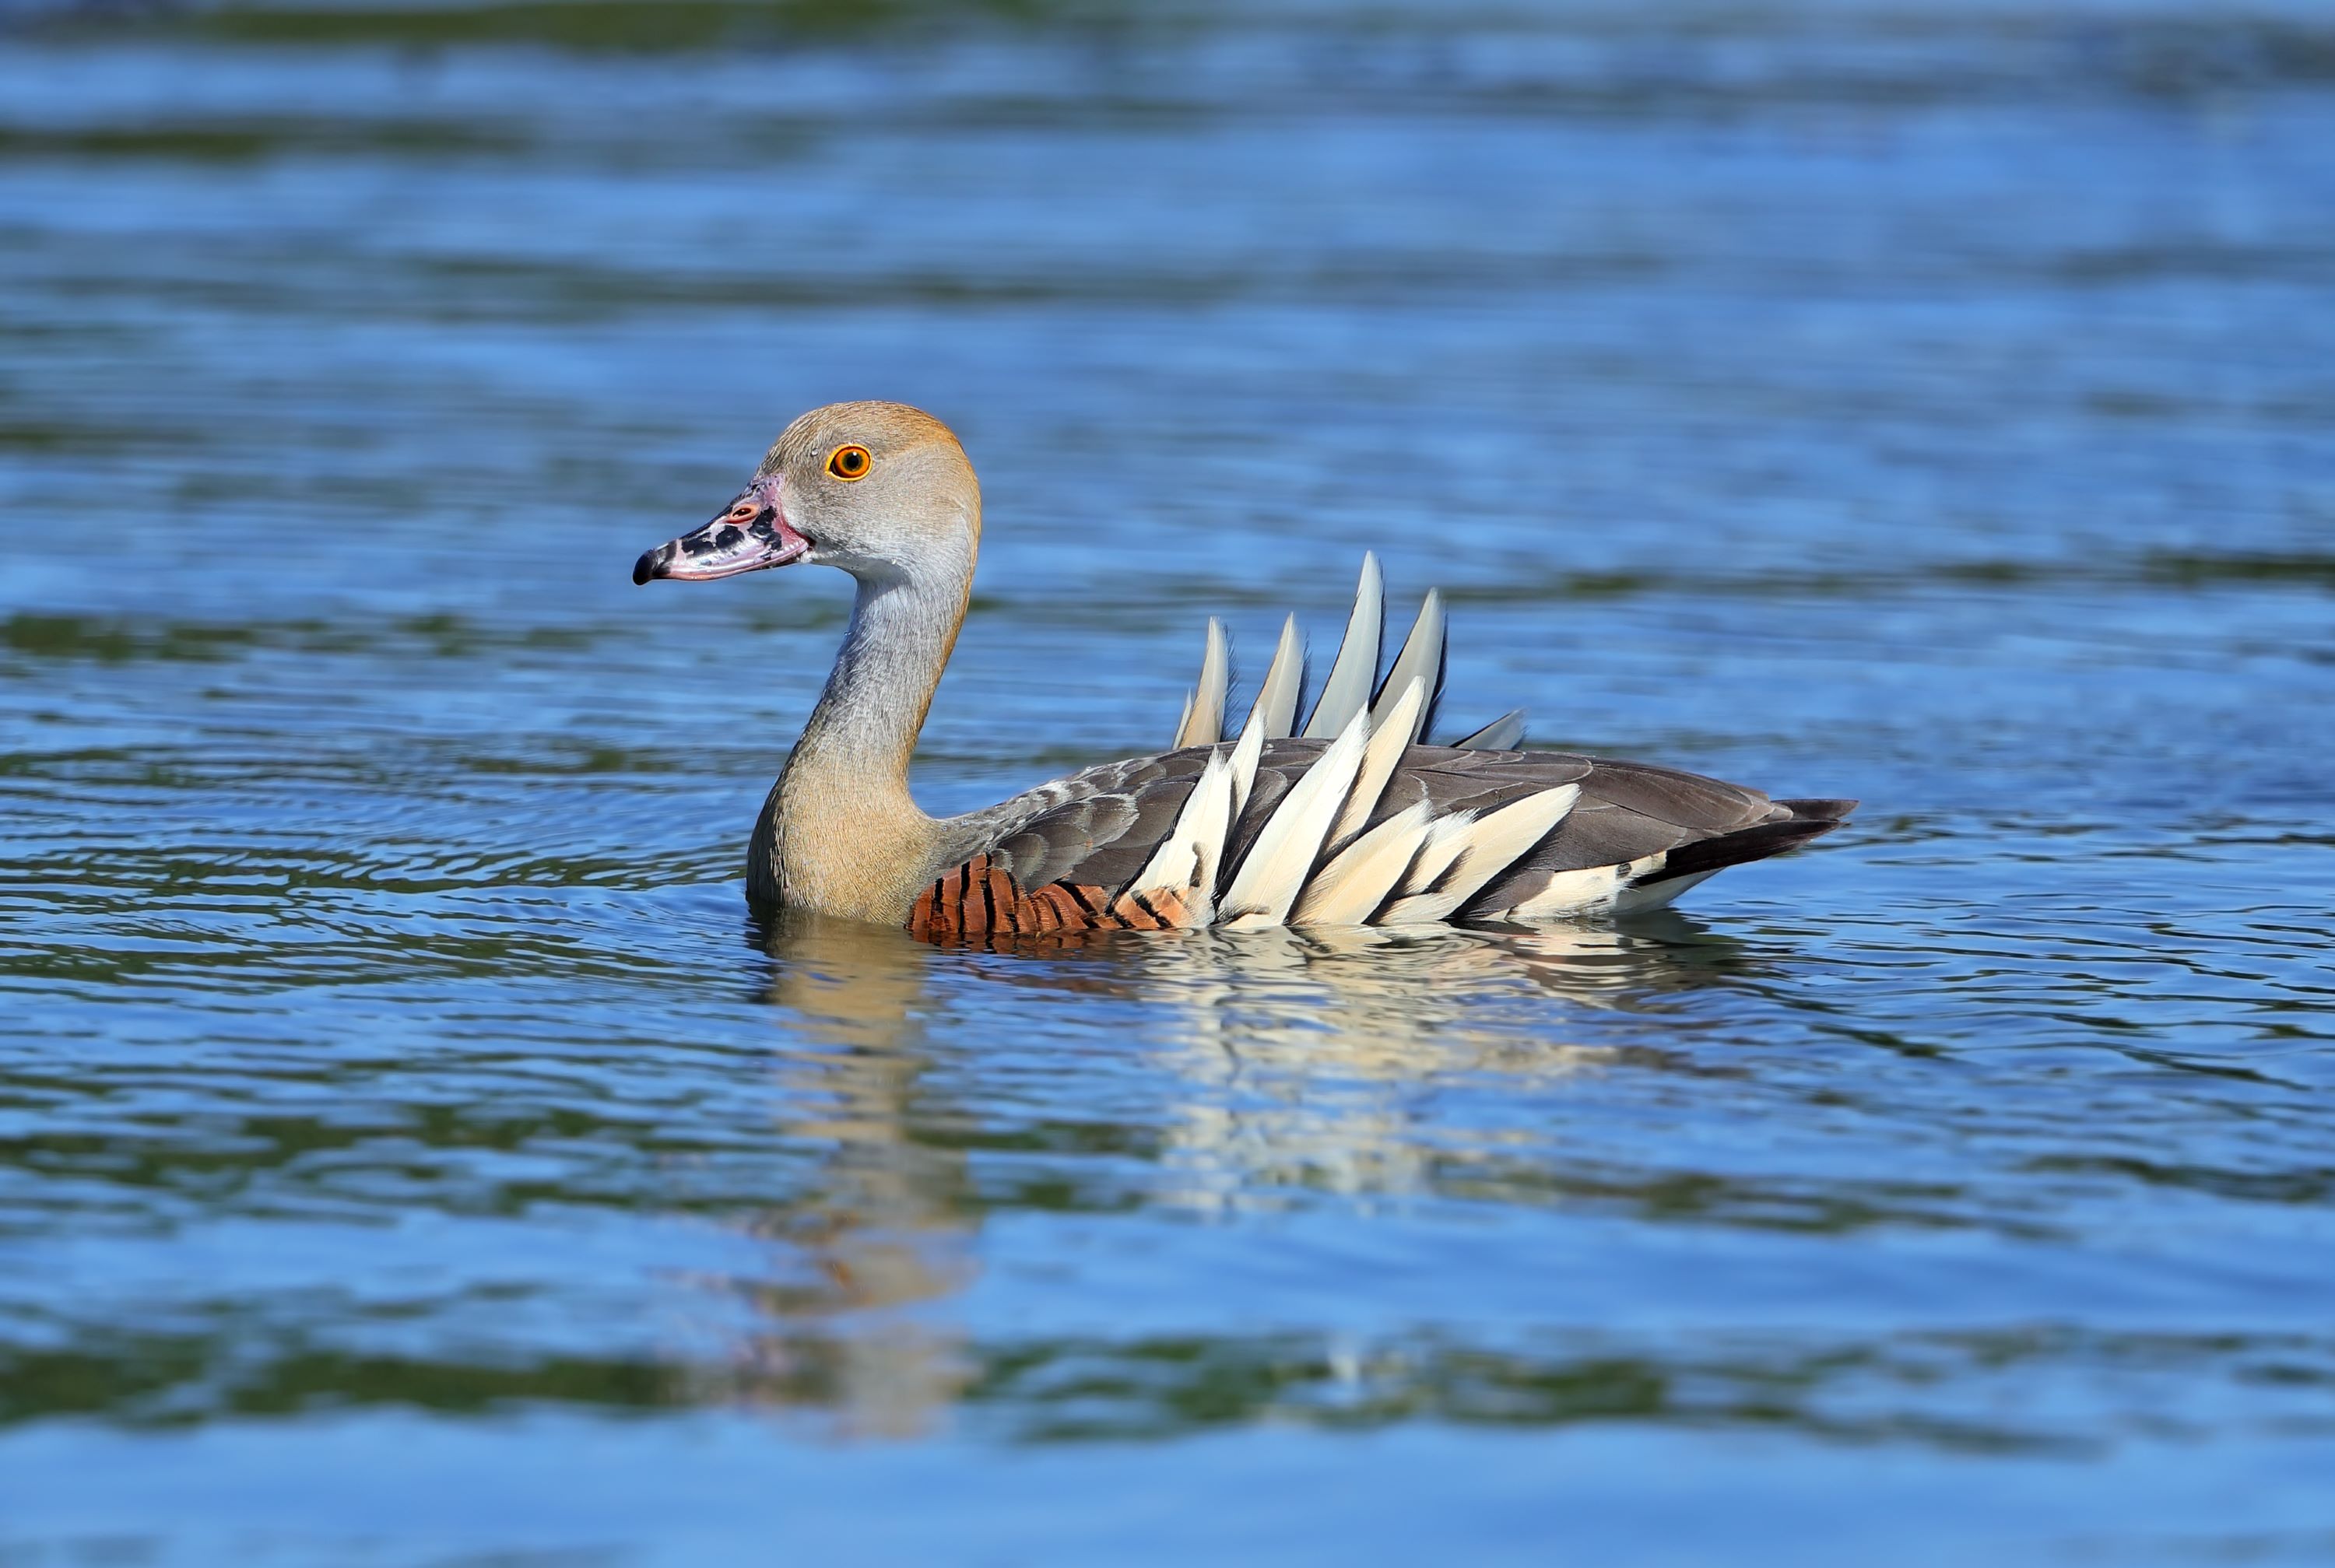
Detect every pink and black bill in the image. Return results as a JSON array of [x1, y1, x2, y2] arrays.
[[633, 475, 809, 584]]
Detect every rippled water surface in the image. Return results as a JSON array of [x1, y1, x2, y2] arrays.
[[4, 1, 2333, 1561]]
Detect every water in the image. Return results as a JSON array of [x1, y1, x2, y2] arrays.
[[3, 1, 2333, 1560]]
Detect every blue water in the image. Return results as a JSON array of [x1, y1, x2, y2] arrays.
[[3, 2, 2333, 1561]]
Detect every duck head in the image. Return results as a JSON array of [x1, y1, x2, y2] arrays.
[[634, 401, 981, 587]]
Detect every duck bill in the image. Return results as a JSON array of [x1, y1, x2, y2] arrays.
[[633, 478, 809, 584]]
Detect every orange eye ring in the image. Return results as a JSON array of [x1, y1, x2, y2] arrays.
[[826, 444, 873, 482]]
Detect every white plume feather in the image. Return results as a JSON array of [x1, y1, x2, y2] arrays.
[[1173, 616, 1229, 749], [1371, 589, 1443, 743], [1219, 703, 1372, 928], [1252, 614, 1304, 740], [1379, 785, 1580, 926], [1304, 552, 1383, 738], [1293, 801, 1433, 927], [1329, 676, 1424, 846], [1453, 710, 1527, 751]]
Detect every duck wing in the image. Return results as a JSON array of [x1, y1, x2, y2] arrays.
[[906, 560, 1849, 940], [913, 733, 1849, 939]]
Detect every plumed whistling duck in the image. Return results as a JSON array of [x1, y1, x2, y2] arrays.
[[633, 402, 1852, 939]]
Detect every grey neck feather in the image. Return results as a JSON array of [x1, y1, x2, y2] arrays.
[[789, 560, 961, 783]]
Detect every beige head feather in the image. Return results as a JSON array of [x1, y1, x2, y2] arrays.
[[757, 401, 981, 585]]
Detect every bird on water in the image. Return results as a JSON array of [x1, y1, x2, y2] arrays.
[[632, 401, 1852, 940]]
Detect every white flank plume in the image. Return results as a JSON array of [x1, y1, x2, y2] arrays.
[[1304, 552, 1383, 738], [1381, 786, 1580, 925], [1252, 615, 1304, 740], [1329, 676, 1424, 845], [1371, 589, 1444, 743], [1174, 616, 1229, 749], [1218, 704, 1372, 928], [1293, 801, 1434, 927]]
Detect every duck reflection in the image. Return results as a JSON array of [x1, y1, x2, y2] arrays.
[[1104, 917, 1760, 1211], [708, 912, 978, 1437], [717, 910, 1766, 1433]]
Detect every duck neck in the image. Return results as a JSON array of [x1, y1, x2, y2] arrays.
[[753, 551, 971, 919], [797, 563, 964, 784]]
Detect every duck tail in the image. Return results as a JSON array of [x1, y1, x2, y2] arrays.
[[1630, 802, 1856, 889]]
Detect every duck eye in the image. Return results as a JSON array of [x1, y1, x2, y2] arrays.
[[826, 444, 873, 481]]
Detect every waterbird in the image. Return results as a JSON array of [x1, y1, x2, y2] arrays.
[[634, 402, 1852, 939]]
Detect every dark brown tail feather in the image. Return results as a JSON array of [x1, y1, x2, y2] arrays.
[[1771, 798, 1859, 823], [1631, 802, 1856, 889]]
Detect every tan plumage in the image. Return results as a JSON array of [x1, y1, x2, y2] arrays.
[[632, 402, 1853, 938]]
